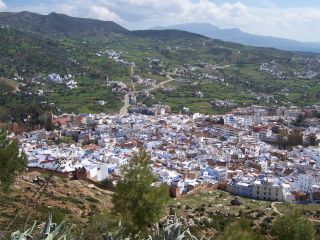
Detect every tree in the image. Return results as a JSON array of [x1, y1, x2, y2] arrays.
[[306, 133, 318, 146], [219, 218, 263, 240], [271, 126, 280, 134], [287, 129, 303, 147], [0, 129, 27, 192], [271, 210, 316, 240], [276, 129, 303, 149], [111, 149, 169, 236], [292, 114, 306, 127]]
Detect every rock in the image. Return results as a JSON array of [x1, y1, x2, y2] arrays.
[[231, 197, 242, 206], [187, 218, 195, 227], [32, 176, 46, 184], [24, 186, 33, 192]]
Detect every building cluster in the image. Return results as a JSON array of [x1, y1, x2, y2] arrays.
[[259, 62, 284, 79], [18, 105, 320, 203], [259, 59, 320, 80], [106, 80, 129, 94], [47, 73, 78, 89], [96, 49, 135, 67], [132, 75, 157, 86]]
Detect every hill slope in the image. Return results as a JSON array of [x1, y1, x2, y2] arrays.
[[156, 23, 320, 53], [0, 11, 319, 118], [0, 11, 128, 36]]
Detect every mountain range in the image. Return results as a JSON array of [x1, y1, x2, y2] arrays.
[[0, 11, 208, 41], [0, 11, 128, 36], [1, 12, 320, 53], [153, 23, 320, 53]]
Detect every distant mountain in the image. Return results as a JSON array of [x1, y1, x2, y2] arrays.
[[0, 11, 128, 36], [130, 29, 208, 40], [154, 23, 320, 53]]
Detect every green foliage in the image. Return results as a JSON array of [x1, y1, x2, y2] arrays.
[[219, 218, 263, 240], [55, 136, 76, 145], [0, 129, 27, 192], [292, 114, 306, 127], [271, 210, 316, 240], [112, 149, 169, 236], [0, 28, 78, 78], [80, 214, 198, 240], [11, 214, 71, 240], [100, 178, 114, 189], [79, 212, 113, 240], [305, 133, 319, 146], [0, 15, 320, 117], [276, 129, 303, 149]]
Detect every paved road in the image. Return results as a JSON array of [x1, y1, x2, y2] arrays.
[[212, 64, 232, 70], [147, 77, 174, 92], [119, 71, 176, 115], [119, 92, 130, 116]]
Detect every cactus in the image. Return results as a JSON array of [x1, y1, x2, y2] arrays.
[[11, 214, 71, 240]]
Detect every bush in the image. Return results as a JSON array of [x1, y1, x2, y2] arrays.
[[271, 210, 316, 240], [220, 218, 263, 240]]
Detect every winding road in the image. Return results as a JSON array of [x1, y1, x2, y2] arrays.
[[119, 71, 176, 116]]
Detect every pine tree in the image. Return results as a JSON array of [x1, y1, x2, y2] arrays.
[[0, 129, 27, 192], [111, 149, 169, 236]]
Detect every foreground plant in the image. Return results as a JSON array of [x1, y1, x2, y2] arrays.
[[104, 215, 200, 240], [11, 214, 71, 240], [112, 149, 169, 236], [0, 129, 27, 192]]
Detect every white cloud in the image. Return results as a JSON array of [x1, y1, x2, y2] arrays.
[[88, 5, 120, 22], [103, 0, 320, 42], [0, 0, 7, 10]]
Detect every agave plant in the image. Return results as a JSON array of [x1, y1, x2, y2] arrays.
[[151, 215, 200, 240], [12, 214, 201, 240], [103, 215, 200, 240], [11, 214, 71, 240]]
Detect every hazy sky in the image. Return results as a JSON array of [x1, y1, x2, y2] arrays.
[[1, 0, 320, 42]]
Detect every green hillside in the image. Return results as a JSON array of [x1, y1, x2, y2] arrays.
[[0, 11, 319, 122]]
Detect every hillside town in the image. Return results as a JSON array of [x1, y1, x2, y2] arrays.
[[14, 104, 320, 204]]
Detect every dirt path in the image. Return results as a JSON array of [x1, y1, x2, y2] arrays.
[[271, 202, 283, 215], [271, 202, 320, 223], [203, 39, 213, 47]]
